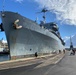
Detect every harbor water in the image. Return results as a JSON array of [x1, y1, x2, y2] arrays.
[[0, 55, 10, 62]]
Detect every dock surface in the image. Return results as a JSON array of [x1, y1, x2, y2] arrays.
[[0, 53, 65, 75]]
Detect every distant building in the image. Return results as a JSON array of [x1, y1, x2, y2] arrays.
[[0, 39, 8, 51]]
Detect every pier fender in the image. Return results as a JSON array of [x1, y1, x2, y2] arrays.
[[13, 19, 22, 29]]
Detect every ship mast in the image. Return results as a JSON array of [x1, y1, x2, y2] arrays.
[[36, 8, 48, 24], [41, 8, 48, 23]]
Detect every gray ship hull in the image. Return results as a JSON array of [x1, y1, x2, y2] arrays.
[[1, 11, 64, 59]]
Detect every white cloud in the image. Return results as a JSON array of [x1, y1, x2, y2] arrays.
[[63, 36, 70, 42], [63, 35, 75, 42], [34, 0, 76, 26], [71, 35, 75, 38], [13, 0, 23, 3], [2, 40, 7, 43]]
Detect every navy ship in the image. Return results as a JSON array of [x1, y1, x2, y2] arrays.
[[0, 9, 65, 59]]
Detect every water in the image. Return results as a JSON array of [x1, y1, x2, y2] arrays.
[[0, 55, 10, 62]]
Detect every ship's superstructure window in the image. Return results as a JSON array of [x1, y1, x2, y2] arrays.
[[40, 22, 59, 32]]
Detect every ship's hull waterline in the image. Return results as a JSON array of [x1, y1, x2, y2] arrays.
[[1, 11, 64, 59]]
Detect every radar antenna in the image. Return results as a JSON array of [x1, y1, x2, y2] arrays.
[[41, 8, 48, 23], [36, 7, 49, 24]]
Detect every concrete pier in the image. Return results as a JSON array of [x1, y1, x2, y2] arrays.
[[0, 53, 64, 70]]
